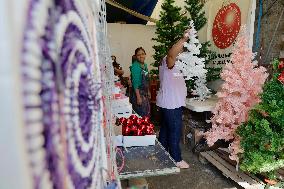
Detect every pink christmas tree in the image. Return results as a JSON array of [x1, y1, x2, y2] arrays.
[[203, 30, 268, 161]]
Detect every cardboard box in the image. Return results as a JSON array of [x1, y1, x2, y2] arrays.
[[112, 97, 132, 118], [187, 127, 204, 150], [112, 97, 130, 107], [114, 135, 123, 147], [112, 104, 132, 118], [115, 135, 156, 147], [123, 135, 156, 147], [113, 124, 122, 135]]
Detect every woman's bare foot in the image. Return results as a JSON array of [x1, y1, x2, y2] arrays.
[[176, 160, 189, 169]]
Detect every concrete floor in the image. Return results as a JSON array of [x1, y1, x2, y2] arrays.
[[146, 143, 242, 189], [122, 143, 242, 189], [121, 107, 242, 189]]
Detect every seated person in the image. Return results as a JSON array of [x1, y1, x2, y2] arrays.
[[111, 55, 124, 76], [111, 55, 128, 89]]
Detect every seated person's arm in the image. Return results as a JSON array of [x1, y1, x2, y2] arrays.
[[114, 67, 124, 75]]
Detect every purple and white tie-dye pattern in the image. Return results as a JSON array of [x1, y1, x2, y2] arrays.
[[21, 0, 109, 188]]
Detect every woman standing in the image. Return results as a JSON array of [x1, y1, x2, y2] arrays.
[[156, 30, 190, 169], [130, 47, 150, 117]]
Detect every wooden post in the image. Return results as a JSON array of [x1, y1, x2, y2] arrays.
[[248, 0, 257, 50]]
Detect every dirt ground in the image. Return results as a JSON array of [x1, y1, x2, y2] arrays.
[[122, 143, 242, 189]]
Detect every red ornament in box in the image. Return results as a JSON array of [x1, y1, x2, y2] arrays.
[[131, 125, 138, 136], [137, 128, 144, 136], [140, 124, 147, 132], [126, 119, 133, 127], [123, 126, 131, 136], [136, 118, 144, 125], [129, 114, 138, 119], [142, 116, 150, 124], [129, 114, 138, 122], [119, 117, 127, 125], [148, 124, 154, 130], [117, 115, 155, 136], [146, 128, 154, 135]]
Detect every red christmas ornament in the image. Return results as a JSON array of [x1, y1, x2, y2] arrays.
[[123, 126, 131, 136], [278, 72, 284, 84], [278, 62, 284, 70], [148, 124, 155, 130], [126, 119, 133, 127], [137, 128, 144, 136], [119, 117, 128, 126], [212, 3, 241, 49], [129, 114, 138, 121], [136, 118, 144, 125], [132, 130, 138, 136], [146, 128, 154, 135], [119, 117, 126, 124], [142, 116, 150, 124], [131, 125, 138, 132], [140, 124, 147, 131]]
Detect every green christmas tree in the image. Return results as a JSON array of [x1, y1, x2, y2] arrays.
[[237, 59, 284, 179], [151, 0, 188, 76], [184, 0, 221, 89]]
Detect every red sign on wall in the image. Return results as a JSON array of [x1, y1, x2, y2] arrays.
[[212, 3, 241, 49]]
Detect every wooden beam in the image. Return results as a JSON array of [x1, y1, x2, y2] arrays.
[[200, 151, 265, 189]]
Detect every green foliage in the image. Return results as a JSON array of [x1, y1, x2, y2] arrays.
[[152, 0, 221, 90], [184, 0, 206, 31], [151, 0, 188, 75], [200, 41, 221, 83], [184, 0, 221, 89], [237, 59, 284, 178]]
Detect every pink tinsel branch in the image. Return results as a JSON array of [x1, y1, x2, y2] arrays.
[[203, 30, 268, 162]]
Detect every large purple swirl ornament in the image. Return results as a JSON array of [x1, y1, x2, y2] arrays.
[[21, 0, 107, 188]]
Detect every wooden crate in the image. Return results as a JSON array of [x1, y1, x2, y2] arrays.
[[200, 150, 283, 189], [186, 127, 204, 149], [182, 118, 204, 146]]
